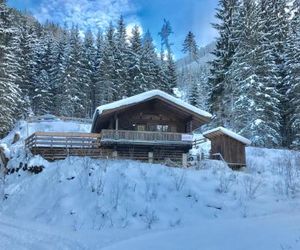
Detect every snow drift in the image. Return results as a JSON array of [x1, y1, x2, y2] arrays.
[[0, 120, 300, 250]]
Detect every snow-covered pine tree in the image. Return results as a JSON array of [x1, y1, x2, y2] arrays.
[[227, 0, 261, 138], [165, 52, 177, 94], [32, 32, 54, 115], [16, 20, 39, 108], [208, 0, 239, 127], [96, 22, 117, 104], [82, 29, 95, 117], [253, 0, 282, 146], [181, 31, 200, 105], [0, 0, 23, 136], [182, 31, 199, 62], [128, 25, 146, 95], [91, 30, 103, 114], [114, 16, 130, 99], [267, 0, 290, 147], [141, 30, 160, 90], [285, 0, 300, 149], [228, 0, 282, 147], [51, 27, 68, 116], [189, 81, 200, 107], [60, 25, 86, 117], [32, 69, 52, 115]]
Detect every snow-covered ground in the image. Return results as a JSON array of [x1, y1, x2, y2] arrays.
[[0, 120, 300, 250]]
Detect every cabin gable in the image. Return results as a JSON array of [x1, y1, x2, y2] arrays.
[[92, 96, 209, 133]]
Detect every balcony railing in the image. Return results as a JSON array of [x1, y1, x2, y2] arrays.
[[25, 132, 101, 149], [100, 129, 193, 146]]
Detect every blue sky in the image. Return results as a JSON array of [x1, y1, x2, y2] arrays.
[[8, 0, 218, 58]]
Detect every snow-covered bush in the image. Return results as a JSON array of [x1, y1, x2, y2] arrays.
[[216, 170, 236, 193], [274, 152, 300, 198], [243, 175, 261, 200], [171, 169, 186, 191], [140, 207, 159, 229]]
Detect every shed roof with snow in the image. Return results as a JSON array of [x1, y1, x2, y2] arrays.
[[203, 127, 251, 145]]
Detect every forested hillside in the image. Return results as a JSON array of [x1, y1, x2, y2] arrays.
[[179, 0, 300, 150], [176, 42, 215, 110], [0, 1, 177, 137], [208, 0, 300, 149], [1, 0, 300, 150]]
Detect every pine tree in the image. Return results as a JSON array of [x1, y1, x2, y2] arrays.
[[253, 0, 282, 146], [91, 30, 103, 114], [114, 16, 130, 98], [182, 31, 199, 62], [227, 0, 262, 139], [228, 0, 282, 147], [189, 81, 200, 107], [97, 22, 117, 104], [267, 0, 290, 147], [32, 32, 55, 115], [286, 0, 300, 149], [181, 31, 200, 105], [51, 27, 68, 116], [0, 1, 23, 136], [128, 25, 145, 95], [165, 53, 177, 94], [141, 30, 160, 90], [16, 20, 38, 107], [61, 25, 85, 117], [32, 69, 52, 115], [208, 0, 239, 127], [82, 29, 95, 117]]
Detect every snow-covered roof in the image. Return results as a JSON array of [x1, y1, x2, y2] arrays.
[[95, 90, 212, 118], [203, 127, 251, 145]]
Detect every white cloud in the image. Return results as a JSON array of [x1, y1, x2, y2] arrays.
[[32, 0, 138, 32]]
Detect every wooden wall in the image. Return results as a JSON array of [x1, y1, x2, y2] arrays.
[[210, 134, 246, 167], [113, 100, 189, 133], [94, 98, 202, 133], [103, 144, 190, 163]]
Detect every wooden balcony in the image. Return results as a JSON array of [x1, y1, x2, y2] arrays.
[[25, 130, 193, 161], [25, 132, 101, 149], [25, 132, 103, 160], [100, 129, 193, 146]]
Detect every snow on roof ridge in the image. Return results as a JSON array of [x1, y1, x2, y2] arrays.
[[96, 89, 212, 118], [203, 126, 251, 145]]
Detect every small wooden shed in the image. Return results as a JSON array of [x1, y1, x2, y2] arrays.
[[203, 127, 251, 168]]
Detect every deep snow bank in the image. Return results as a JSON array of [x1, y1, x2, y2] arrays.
[[0, 120, 300, 250]]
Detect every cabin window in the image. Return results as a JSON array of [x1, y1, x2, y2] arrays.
[[136, 124, 146, 131], [148, 124, 169, 132], [157, 125, 169, 132]]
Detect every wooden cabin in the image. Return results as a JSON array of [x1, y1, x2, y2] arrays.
[[25, 90, 212, 165], [203, 127, 251, 168], [91, 90, 212, 165]]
